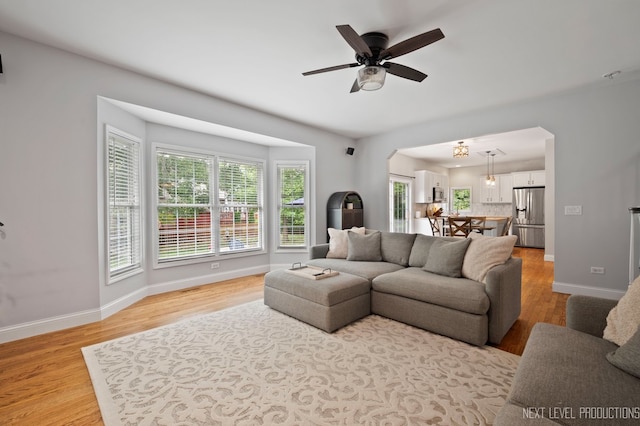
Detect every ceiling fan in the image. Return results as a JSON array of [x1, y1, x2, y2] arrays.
[[302, 24, 444, 93]]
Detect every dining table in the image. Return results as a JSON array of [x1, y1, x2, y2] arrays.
[[437, 216, 497, 235]]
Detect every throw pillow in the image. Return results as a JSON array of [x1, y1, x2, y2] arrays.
[[380, 231, 416, 266], [408, 234, 440, 267], [606, 325, 640, 379], [461, 232, 518, 283], [423, 237, 471, 278], [326, 227, 365, 259], [347, 231, 382, 261], [603, 275, 640, 346]]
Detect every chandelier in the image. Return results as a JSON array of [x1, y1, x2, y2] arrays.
[[453, 141, 469, 158]]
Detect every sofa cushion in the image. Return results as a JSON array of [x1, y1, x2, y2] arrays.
[[372, 267, 490, 315], [423, 237, 471, 278], [380, 231, 416, 266], [264, 269, 370, 306], [347, 230, 382, 261], [603, 274, 640, 346], [326, 227, 365, 259], [306, 258, 405, 282], [607, 326, 640, 379], [507, 323, 640, 425], [408, 234, 439, 267], [462, 232, 517, 283]]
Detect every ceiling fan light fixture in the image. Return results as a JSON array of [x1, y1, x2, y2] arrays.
[[453, 141, 469, 158], [357, 66, 386, 91]]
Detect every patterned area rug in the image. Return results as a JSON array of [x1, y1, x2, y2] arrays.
[[82, 301, 519, 425]]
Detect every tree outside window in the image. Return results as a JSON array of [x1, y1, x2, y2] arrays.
[[155, 148, 264, 262], [451, 187, 471, 214], [278, 163, 307, 248]]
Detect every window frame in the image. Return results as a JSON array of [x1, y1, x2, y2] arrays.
[[217, 156, 265, 255], [105, 125, 144, 284], [155, 147, 215, 263], [450, 186, 472, 214], [276, 160, 309, 250], [152, 144, 266, 268]]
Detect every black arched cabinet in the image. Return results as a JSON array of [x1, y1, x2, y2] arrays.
[[327, 191, 364, 230]]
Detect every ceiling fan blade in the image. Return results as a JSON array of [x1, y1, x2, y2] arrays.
[[380, 28, 444, 60], [302, 63, 359, 76], [336, 25, 373, 58], [350, 79, 361, 93], [383, 62, 427, 82]]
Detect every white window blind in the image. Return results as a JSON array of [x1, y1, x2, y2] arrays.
[[218, 158, 263, 253], [277, 163, 307, 248], [107, 128, 142, 279], [156, 150, 213, 261], [155, 149, 264, 262]]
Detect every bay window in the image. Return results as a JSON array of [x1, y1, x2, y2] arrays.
[[155, 147, 264, 263]]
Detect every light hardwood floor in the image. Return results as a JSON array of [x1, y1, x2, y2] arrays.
[[0, 247, 565, 425]]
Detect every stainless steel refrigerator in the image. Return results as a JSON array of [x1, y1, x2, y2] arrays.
[[512, 187, 545, 248]]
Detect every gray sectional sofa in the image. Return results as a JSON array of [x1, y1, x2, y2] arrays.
[[496, 295, 640, 425], [306, 230, 522, 346]]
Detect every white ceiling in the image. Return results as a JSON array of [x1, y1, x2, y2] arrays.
[[1, 0, 639, 145], [396, 126, 552, 169]]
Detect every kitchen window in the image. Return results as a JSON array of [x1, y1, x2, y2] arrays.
[[451, 187, 472, 214]]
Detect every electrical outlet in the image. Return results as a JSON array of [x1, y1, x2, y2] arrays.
[[590, 266, 605, 274], [211, 263, 220, 269]]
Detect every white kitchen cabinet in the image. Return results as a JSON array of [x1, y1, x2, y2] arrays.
[[478, 178, 498, 203], [413, 218, 433, 236], [512, 170, 545, 187], [414, 170, 432, 203], [498, 174, 513, 203], [478, 174, 512, 203], [414, 170, 448, 203], [432, 174, 447, 189]]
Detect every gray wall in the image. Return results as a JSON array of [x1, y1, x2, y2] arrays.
[[356, 76, 640, 299], [0, 31, 355, 339], [2, 28, 639, 340]]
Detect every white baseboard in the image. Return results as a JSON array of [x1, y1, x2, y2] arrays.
[[147, 265, 270, 295], [0, 265, 270, 344], [544, 254, 554, 262], [0, 308, 101, 344], [270, 263, 292, 271], [100, 286, 149, 320], [552, 281, 625, 300]]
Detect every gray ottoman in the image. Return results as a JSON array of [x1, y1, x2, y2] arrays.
[[264, 269, 371, 332]]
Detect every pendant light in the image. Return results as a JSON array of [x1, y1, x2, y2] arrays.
[[453, 141, 469, 158], [485, 151, 492, 186], [490, 153, 496, 186]]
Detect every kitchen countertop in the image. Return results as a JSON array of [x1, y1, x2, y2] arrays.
[[415, 216, 509, 220], [415, 214, 509, 222], [484, 216, 510, 221]]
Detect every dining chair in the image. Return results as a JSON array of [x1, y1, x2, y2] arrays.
[[501, 216, 513, 236], [469, 216, 487, 234], [448, 217, 471, 237], [427, 216, 442, 236]]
